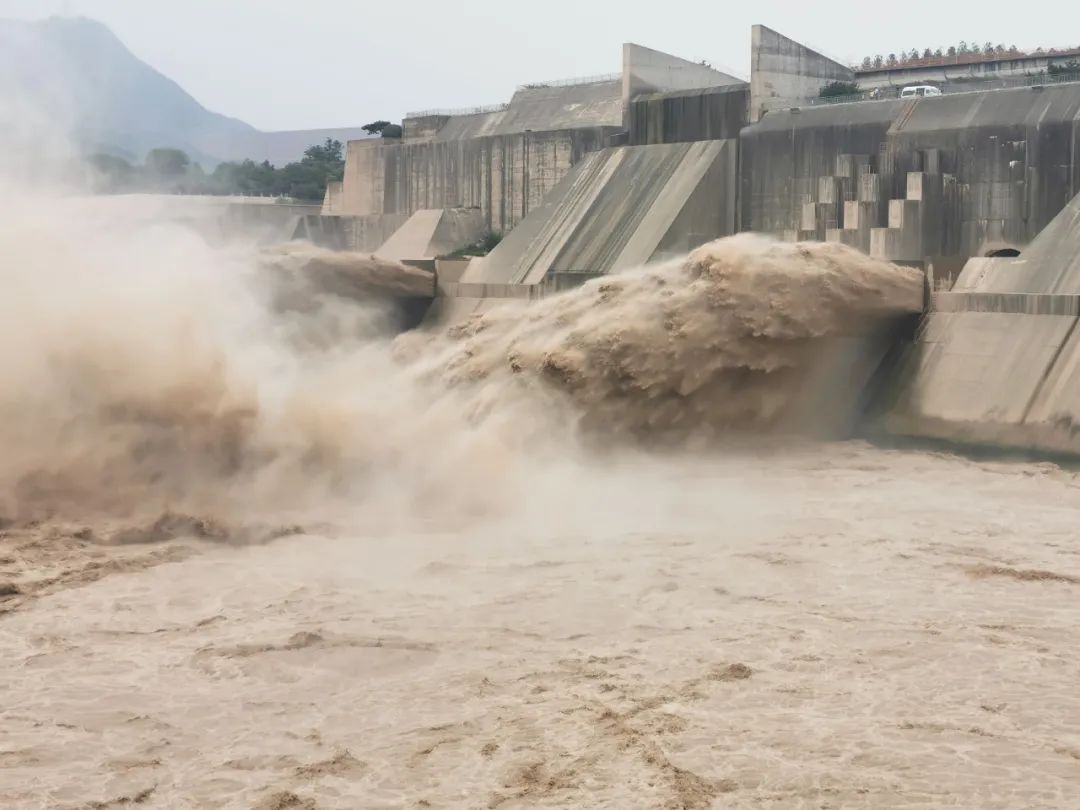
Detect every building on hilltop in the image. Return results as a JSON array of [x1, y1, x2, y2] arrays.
[[854, 47, 1080, 93]]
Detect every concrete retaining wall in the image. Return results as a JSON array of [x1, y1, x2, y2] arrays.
[[375, 208, 486, 261], [740, 83, 1080, 268], [428, 81, 623, 141], [339, 127, 619, 235], [338, 43, 751, 239], [629, 85, 749, 145], [623, 43, 744, 127], [750, 25, 855, 122], [883, 190, 1080, 454], [461, 139, 738, 286], [292, 213, 411, 252]]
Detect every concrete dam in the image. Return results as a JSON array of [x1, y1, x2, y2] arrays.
[[295, 26, 1080, 456], [11, 23, 1080, 808]]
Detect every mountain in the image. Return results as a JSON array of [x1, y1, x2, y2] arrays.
[[0, 16, 372, 166]]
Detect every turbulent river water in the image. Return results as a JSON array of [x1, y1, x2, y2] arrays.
[[1, 195, 1078, 809]]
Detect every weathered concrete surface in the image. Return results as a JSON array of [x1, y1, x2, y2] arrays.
[[740, 83, 1080, 273], [741, 99, 899, 236], [460, 140, 737, 287], [628, 84, 748, 145], [338, 43, 748, 236], [338, 127, 618, 234], [968, 193, 1080, 294], [292, 213, 411, 253], [337, 76, 626, 230], [340, 139, 391, 217], [883, 190, 1080, 454], [434, 258, 472, 284], [321, 181, 344, 215], [750, 25, 855, 122], [374, 208, 485, 261], [429, 80, 623, 141], [622, 43, 743, 126]]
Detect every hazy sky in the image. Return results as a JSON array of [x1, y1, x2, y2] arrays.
[[0, 0, 1073, 131]]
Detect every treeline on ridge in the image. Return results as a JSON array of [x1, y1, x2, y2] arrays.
[[86, 138, 345, 202]]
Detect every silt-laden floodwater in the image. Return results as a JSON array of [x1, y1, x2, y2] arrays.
[[0, 196, 1077, 808], [2, 441, 1080, 809]]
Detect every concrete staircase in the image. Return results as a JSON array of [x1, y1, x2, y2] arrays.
[[784, 147, 960, 268]]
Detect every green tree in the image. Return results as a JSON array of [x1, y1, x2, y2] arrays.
[[86, 153, 134, 192], [361, 120, 391, 135], [91, 138, 352, 201], [303, 138, 344, 163], [144, 148, 190, 177], [820, 80, 862, 98], [1048, 59, 1080, 76], [211, 158, 277, 196]]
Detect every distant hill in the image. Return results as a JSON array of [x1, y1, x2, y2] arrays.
[[0, 16, 372, 166]]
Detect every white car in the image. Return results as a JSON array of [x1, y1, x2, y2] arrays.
[[900, 85, 942, 98]]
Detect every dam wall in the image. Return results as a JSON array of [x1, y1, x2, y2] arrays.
[[335, 45, 747, 237], [456, 140, 737, 285], [339, 123, 619, 235], [424, 80, 624, 141], [292, 212, 411, 252], [332, 29, 1080, 283], [622, 43, 744, 127], [883, 191, 1080, 454], [628, 84, 749, 145], [336, 78, 626, 234], [750, 25, 855, 122], [740, 83, 1080, 282], [430, 139, 738, 323], [374, 208, 485, 261], [327, 25, 1080, 460]]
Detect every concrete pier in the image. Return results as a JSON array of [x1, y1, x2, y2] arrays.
[[883, 192, 1080, 454]]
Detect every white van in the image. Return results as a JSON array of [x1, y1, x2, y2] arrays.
[[900, 85, 942, 99]]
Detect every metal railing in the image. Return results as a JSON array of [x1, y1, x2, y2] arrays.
[[516, 72, 621, 90], [799, 69, 1080, 109], [405, 103, 510, 119], [1024, 69, 1080, 86], [853, 50, 1080, 74], [405, 72, 622, 118]]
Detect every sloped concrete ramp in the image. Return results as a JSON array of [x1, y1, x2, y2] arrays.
[[375, 208, 485, 261], [962, 193, 1080, 294], [461, 139, 737, 288], [884, 190, 1080, 453], [432, 80, 624, 141]]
